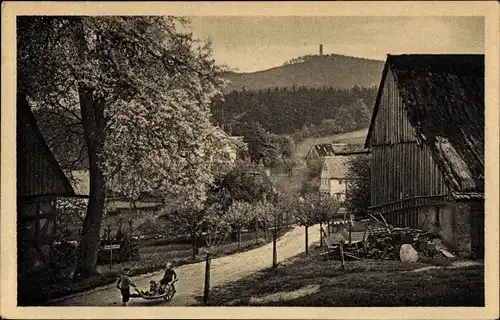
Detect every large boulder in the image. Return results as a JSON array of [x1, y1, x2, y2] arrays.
[[400, 244, 419, 263]]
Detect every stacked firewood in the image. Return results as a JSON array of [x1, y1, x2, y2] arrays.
[[363, 227, 444, 260]]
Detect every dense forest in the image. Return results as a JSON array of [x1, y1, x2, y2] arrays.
[[211, 85, 377, 136]]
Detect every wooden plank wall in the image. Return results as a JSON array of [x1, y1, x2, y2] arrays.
[[371, 143, 448, 206], [369, 68, 449, 221], [17, 98, 73, 198], [370, 70, 416, 146]]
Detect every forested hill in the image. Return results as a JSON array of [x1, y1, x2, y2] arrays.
[[221, 54, 385, 93], [211, 85, 377, 136]]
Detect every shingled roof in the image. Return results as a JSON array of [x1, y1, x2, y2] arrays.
[[332, 144, 370, 155], [313, 143, 340, 157], [366, 54, 484, 198]]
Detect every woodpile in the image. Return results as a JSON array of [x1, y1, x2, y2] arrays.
[[321, 220, 454, 262]]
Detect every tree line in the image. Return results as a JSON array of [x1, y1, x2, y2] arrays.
[[211, 85, 377, 136]]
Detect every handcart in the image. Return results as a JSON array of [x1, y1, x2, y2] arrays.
[[129, 278, 178, 302]]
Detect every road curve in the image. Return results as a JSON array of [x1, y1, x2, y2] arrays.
[[50, 225, 320, 306]]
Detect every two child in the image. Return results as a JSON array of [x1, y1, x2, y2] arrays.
[[117, 263, 178, 305], [142, 280, 159, 296]]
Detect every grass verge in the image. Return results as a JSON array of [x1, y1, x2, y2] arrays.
[[19, 228, 292, 305], [206, 246, 484, 307]]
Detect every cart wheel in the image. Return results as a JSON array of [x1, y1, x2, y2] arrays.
[[163, 287, 175, 301]]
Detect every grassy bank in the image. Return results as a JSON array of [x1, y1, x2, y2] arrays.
[[206, 247, 484, 307], [20, 228, 292, 306]]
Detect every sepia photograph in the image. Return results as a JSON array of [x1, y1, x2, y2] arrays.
[[1, 1, 499, 319]]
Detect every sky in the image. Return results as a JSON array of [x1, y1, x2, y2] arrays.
[[184, 16, 484, 73]]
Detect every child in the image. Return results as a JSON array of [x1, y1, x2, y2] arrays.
[[116, 267, 136, 306], [160, 262, 177, 294], [142, 280, 158, 296]]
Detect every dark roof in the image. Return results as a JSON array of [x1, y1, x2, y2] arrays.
[[313, 143, 338, 157], [307, 143, 369, 159], [17, 94, 75, 198], [333, 144, 370, 155], [365, 54, 484, 197]]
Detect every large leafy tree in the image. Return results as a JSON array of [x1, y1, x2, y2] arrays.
[[225, 200, 256, 250], [240, 122, 280, 167], [18, 16, 226, 279], [345, 155, 371, 216], [257, 196, 288, 268], [207, 158, 275, 210], [274, 134, 299, 176]]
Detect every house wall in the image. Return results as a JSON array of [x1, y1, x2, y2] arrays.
[[436, 202, 473, 254], [319, 178, 346, 201], [438, 204, 455, 245], [329, 178, 346, 201], [319, 177, 329, 195], [18, 196, 58, 275], [381, 202, 473, 254], [453, 202, 472, 254]]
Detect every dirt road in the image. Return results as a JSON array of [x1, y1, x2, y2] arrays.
[[50, 225, 320, 306]]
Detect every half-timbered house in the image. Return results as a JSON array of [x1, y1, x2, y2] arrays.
[[365, 54, 484, 258], [17, 94, 76, 276]]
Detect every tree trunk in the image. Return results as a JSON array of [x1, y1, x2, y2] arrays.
[[74, 87, 106, 280], [191, 232, 197, 260], [319, 223, 323, 247], [327, 220, 331, 236], [255, 219, 259, 244], [203, 252, 211, 304], [196, 233, 201, 255], [237, 228, 241, 250], [272, 232, 278, 268], [305, 225, 309, 255], [348, 219, 352, 245]]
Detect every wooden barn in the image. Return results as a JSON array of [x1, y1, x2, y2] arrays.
[[17, 94, 76, 276], [365, 54, 484, 258]]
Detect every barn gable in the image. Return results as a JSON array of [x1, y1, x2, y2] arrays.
[[366, 54, 484, 200], [17, 94, 75, 198], [389, 54, 484, 197]]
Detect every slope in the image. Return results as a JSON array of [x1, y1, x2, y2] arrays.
[[221, 54, 384, 93]]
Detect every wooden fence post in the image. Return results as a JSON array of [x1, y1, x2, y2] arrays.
[[339, 240, 345, 271]]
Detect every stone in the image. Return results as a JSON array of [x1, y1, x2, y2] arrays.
[[400, 244, 419, 263]]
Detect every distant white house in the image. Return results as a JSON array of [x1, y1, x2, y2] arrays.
[[319, 155, 349, 202], [318, 144, 370, 202]]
